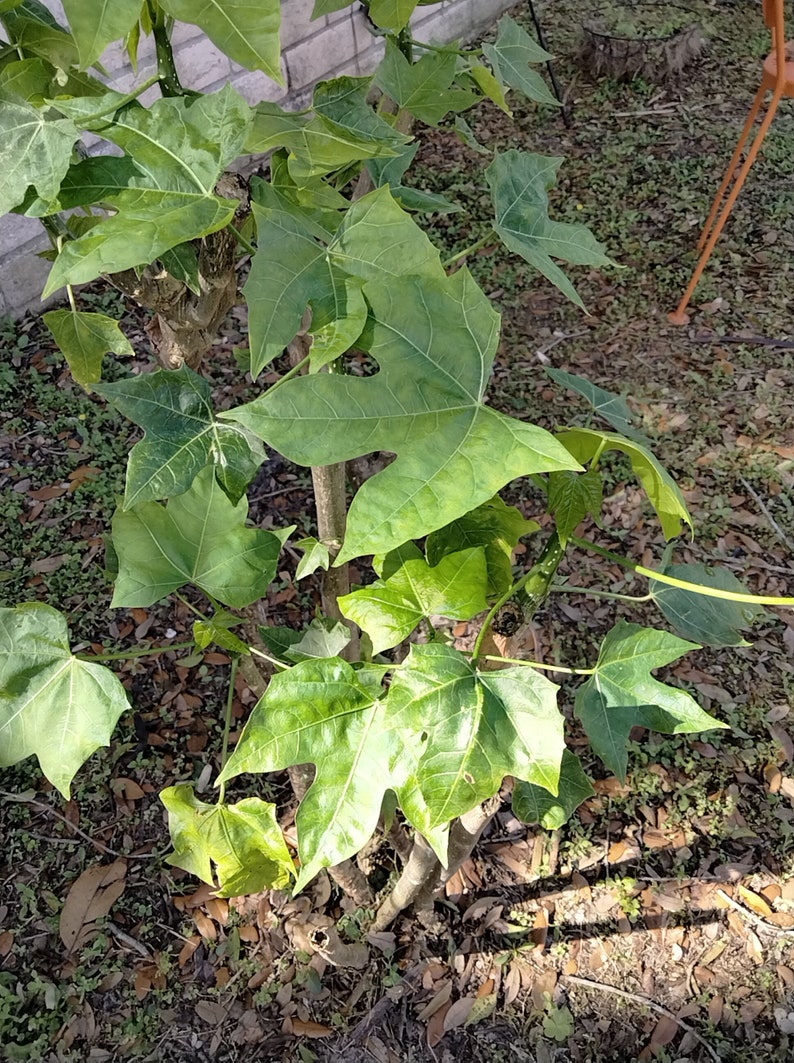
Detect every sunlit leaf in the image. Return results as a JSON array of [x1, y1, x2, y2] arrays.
[[426, 495, 538, 597], [338, 543, 488, 654], [512, 749, 594, 830], [226, 267, 580, 560], [193, 611, 249, 654], [486, 150, 613, 309], [0, 604, 130, 797], [111, 467, 291, 608], [162, 784, 294, 896], [43, 308, 133, 389], [96, 365, 265, 507], [557, 427, 692, 539], [575, 620, 725, 781], [367, 0, 419, 31], [295, 537, 331, 580], [650, 563, 764, 647], [545, 367, 647, 443]]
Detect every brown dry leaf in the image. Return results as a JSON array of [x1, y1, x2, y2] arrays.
[[781, 879, 794, 902], [426, 1002, 450, 1048], [194, 910, 217, 940], [443, 996, 478, 1032], [642, 828, 671, 849], [238, 924, 259, 943], [593, 777, 631, 797], [761, 883, 782, 904], [746, 930, 764, 965], [648, 1015, 678, 1047], [769, 724, 794, 763], [779, 777, 794, 802], [112, 777, 145, 801], [59, 859, 127, 953], [178, 936, 201, 967], [503, 965, 521, 1006], [134, 971, 151, 1001], [777, 965, 794, 988], [727, 910, 748, 938], [693, 966, 714, 986], [206, 898, 229, 925], [417, 982, 453, 1021], [738, 885, 774, 919], [0, 931, 13, 957], [608, 840, 628, 863], [195, 1001, 229, 1025], [739, 1000, 765, 1023], [700, 940, 727, 966], [463, 896, 501, 923], [708, 995, 724, 1026], [530, 970, 558, 1011], [769, 912, 794, 928], [531, 908, 549, 949]]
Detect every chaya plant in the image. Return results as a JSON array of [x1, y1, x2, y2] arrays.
[[1, 0, 792, 930]]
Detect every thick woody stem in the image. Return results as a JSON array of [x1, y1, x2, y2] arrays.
[[370, 832, 440, 933]]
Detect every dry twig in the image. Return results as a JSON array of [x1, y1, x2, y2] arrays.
[[716, 888, 794, 937]]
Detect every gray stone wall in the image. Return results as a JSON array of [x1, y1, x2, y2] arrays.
[[0, 0, 516, 317]]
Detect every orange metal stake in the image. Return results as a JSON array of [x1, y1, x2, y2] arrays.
[[669, 0, 794, 325]]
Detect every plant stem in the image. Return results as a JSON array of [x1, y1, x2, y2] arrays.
[[370, 832, 440, 932], [570, 535, 794, 608], [312, 461, 359, 658], [549, 582, 653, 603], [248, 646, 290, 671], [443, 230, 496, 269], [472, 530, 565, 660], [229, 223, 256, 256], [480, 655, 594, 675], [66, 284, 77, 313], [174, 591, 209, 622], [77, 641, 195, 662], [149, 2, 186, 97], [396, 25, 413, 63], [265, 354, 311, 393], [216, 656, 238, 804], [406, 37, 479, 57], [66, 74, 161, 123]]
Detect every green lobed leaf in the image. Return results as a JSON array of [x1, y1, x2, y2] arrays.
[[161, 784, 294, 897], [374, 37, 476, 126], [43, 309, 133, 390], [547, 468, 603, 543], [295, 537, 331, 580], [1, 5, 79, 70], [387, 643, 564, 829], [309, 278, 368, 370], [96, 365, 265, 508], [574, 620, 725, 781], [649, 563, 764, 647], [22, 155, 145, 217], [512, 749, 595, 830], [367, 0, 420, 31], [545, 367, 647, 443], [311, 0, 353, 15], [556, 427, 692, 540], [469, 62, 512, 115], [61, 0, 141, 69], [0, 55, 52, 103], [0, 604, 130, 798], [245, 102, 400, 182], [0, 97, 78, 215], [193, 611, 249, 654], [111, 466, 291, 608], [338, 543, 489, 654], [426, 495, 539, 598], [313, 75, 411, 146], [366, 142, 462, 215], [218, 656, 403, 891], [226, 267, 581, 561], [43, 87, 251, 294], [486, 150, 614, 309], [158, 0, 283, 82], [481, 14, 557, 106]]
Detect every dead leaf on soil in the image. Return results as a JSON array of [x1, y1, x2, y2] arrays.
[[59, 859, 127, 954], [737, 885, 774, 919], [426, 1002, 451, 1047], [648, 1014, 679, 1048]]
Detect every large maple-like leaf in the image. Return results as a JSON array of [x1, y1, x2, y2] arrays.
[[338, 543, 488, 654], [482, 13, 557, 107], [513, 749, 595, 830], [218, 657, 406, 891], [386, 643, 564, 830], [159, 0, 282, 83], [556, 427, 692, 540], [61, 0, 140, 69], [220, 644, 564, 891], [0, 604, 130, 797], [374, 38, 476, 126], [161, 784, 294, 897], [43, 86, 251, 294], [0, 96, 78, 215], [226, 266, 580, 560], [575, 620, 727, 781], [111, 467, 291, 608], [43, 309, 133, 390], [96, 365, 265, 507], [486, 150, 613, 309]]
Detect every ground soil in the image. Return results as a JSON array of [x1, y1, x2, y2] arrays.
[[2, 1, 794, 1061]]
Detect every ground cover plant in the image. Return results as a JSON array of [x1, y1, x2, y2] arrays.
[[2, 0, 794, 1059]]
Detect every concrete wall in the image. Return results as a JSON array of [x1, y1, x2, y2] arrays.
[[0, 0, 516, 318]]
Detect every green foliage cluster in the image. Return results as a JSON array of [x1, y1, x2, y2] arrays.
[[0, 0, 789, 913]]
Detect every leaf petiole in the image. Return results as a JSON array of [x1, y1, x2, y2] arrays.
[[217, 656, 239, 804], [480, 654, 594, 675], [443, 230, 497, 268], [550, 583, 653, 603]]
